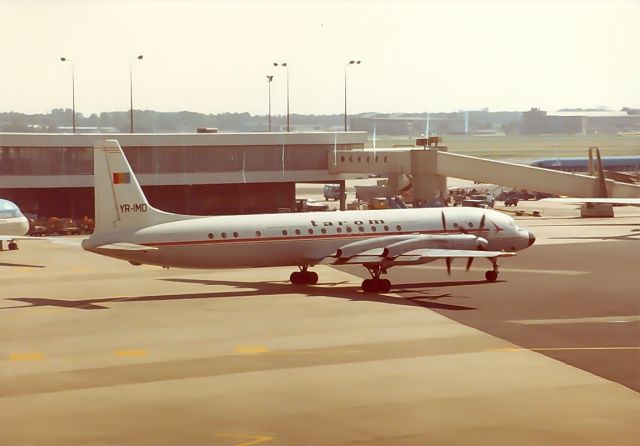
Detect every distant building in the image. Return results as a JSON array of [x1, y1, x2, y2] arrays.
[[0, 132, 365, 218], [522, 108, 640, 134], [350, 110, 519, 136], [350, 113, 466, 136]]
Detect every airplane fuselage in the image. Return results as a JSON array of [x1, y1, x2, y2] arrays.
[[83, 207, 532, 269]]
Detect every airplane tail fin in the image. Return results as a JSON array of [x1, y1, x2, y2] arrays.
[[92, 139, 181, 233]]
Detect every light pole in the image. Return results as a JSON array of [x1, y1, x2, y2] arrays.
[[266, 75, 273, 132], [130, 54, 143, 133], [60, 57, 76, 133], [273, 62, 289, 131], [344, 60, 361, 131]]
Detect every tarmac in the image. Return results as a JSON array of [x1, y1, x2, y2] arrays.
[[1, 202, 638, 446]]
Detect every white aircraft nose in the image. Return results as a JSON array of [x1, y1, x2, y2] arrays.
[[19, 217, 29, 235], [527, 231, 536, 247]]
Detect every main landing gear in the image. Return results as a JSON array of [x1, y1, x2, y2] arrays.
[[484, 257, 499, 282], [290, 266, 318, 285], [361, 265, 391, 293], [0, 241, 18, 251]]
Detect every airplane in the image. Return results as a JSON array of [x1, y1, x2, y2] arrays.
[[531, 156, 640, 175], [82, 140, 536, 292], [541, 197, 640, 206], [0, 198, 31, 251]]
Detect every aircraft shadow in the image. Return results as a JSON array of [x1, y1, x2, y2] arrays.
[[549, 232, 640, 242], [2, 277, 478, 312]]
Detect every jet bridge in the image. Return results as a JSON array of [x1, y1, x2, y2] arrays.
[[329, 146, 640, 216]]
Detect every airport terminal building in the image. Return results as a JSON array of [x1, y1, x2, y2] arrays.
[[0, 132, 366, 218]]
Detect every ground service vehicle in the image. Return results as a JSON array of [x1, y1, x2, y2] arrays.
[[323, 184, 341, 201]]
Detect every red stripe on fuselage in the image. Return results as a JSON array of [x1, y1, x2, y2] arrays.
[[141, 228, 491, 248]]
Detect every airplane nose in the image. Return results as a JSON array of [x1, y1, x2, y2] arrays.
[[528, 231, 536, 247]]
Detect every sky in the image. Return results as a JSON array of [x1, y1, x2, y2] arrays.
[[1, 0, 639, 115]]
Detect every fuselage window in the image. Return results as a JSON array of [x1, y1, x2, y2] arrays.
[[321, 228, 327, 234], [468, 222, 474, 228], [295, 229, 301, 235], [383, 225, 389, 231], [233, 232, 239, 238], [396, 224, 402, 231], [256, 231, 261, 237], [308, 228, 314, 234], [358, 226, 365, 232], [346, 227, 353, 233], [282, 229, 288, 236], [453, 223, 459, 228], [208, 233, 214, 239], [370, 226, 377, 232], [221, 232, 228, 238], [336, 227, 342, 233]]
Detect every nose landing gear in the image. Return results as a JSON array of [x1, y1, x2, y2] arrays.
[[485, 257, 499, 282]]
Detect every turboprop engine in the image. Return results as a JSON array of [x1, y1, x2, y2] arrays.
[[334, 233, 488, 259], [382, 234, 488, 258]]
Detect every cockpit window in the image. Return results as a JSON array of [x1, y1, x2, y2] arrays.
[[0, 200, 21, 218]]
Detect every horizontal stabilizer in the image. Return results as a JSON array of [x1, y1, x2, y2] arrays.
[[92, 242, 158, 251]]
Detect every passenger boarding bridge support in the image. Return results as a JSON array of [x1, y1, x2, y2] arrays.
[[329, 147, 640, 217]]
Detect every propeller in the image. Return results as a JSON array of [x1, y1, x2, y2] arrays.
[[445, 257, 452, 275], [443, 209, 470, 234], [465, 257, 474, 271], [465, 213, 487, 272]]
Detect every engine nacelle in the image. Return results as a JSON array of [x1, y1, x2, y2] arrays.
[[382, 234, 488, 258], [335, 235, 416, 258]]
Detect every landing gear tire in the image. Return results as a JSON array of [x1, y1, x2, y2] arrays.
[[379, 279, 391, 293], [362, 279, 374, 292], [290, 270, 319, 285], [8, 242, 18, 251], [485, 270, 498, 282], [290, 271, 304, 285], [361, 278, 392, 293], [306, 271, 318, 285]]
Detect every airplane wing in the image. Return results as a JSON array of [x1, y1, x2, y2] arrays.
[[322, 248, 513, 266], [541, 198, 640, 206]]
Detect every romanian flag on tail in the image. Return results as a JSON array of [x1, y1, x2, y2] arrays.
[[113, 172, 131, 184]]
